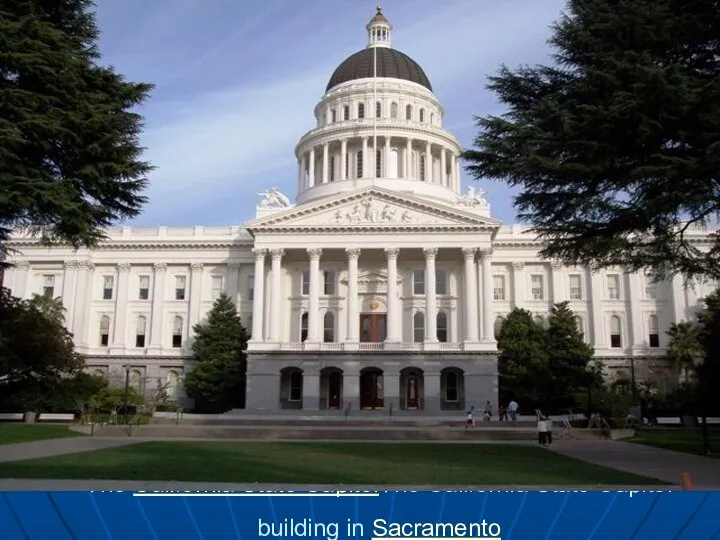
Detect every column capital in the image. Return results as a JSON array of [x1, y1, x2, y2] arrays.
[[270, 248, 285, 261], [78, 260, 94, 270], [345, 247, 361, 261], [227, 262, 241, 270], [118, 263, 132, 272], [14, 261, 30, 269], [478, 248, 493, 260], [461, 247, 477, 260], [190, 263, 203, 271], [63, 260, 78, 269], [307, 247, 323, 260], [384, 247, 400, 259], [252, 248, 267, 261], [512, 261, 525, 270], [153, 262, 168, 272], [551, 261, 564, 270], [323, 141, 329, 148], [423, 247, 439, 259]]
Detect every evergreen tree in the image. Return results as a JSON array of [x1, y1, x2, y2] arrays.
[[0, 0, 153, 261], [464, 0, 720, 280], [695, 288, 720, 455], [546, 302, 595, 410], [184, 294, 248, 413], [496, 308, 551, 407]]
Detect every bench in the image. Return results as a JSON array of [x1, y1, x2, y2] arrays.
[[38, 413, 75, 422], [0, 413, 24, 421], [654, 417, 682, 425], [698, 417, 720, 425]]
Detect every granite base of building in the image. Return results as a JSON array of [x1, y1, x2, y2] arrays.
[[245, 351, 498, 415]]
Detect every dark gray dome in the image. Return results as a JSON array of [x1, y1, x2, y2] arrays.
[[326, 47, 432, 92]]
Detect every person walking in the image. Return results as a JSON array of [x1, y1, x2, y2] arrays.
[[545, 416, 553, 445], [508, 400, 518, 423], [537, 415, 547, 446], [465, 406, 475, 429]]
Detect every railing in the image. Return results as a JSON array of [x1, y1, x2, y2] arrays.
[[272, 341, 487, 352]]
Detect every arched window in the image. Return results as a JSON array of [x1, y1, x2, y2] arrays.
[[129, 369, 142, 392], [648, 315, 659, 347], [331, 108, 337, 123], [376, 101, 382, 118], [289, 370, 303, 401], [419, 155, 426, 181], [166, 371, 179, 399], [343, 105, 350, 120], [610, 315, 622, 348], [437, 312, 448, 342], [135, 316, 146, 348], [413, 312, 425, 342], [330, 156, 336, 181], [534, 315, 544, 327], [405, 104, 412, 120], [444, 371, 458, 402], [494, 316, 504, 339], [91, 369, 105, 379], [390, 102, 398, 119], [358, 102, 365, 119], [172, 316, 183, 348], [99, 315, 110, 347], [376, 149, 382, 178], [300, 312, 309, 342], [419, 108, 425, 122], [323, 311, 335, 343], [430, 112, 434, 125], [574, 316, 584, 334], [322, 112, 327, 126], [356, 150, 363, 178]]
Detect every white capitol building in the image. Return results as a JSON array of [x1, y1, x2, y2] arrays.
[[3, 9, 716, 413]]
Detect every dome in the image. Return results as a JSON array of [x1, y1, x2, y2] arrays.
[[326, 47, 433, 92]]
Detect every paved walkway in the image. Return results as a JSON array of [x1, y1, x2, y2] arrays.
[[548, 440, 720, 488], [0, 437, 139, 463]]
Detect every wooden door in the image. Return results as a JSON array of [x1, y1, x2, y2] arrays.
[[360, 370, 384, 409], [359, 314, 387, 342]]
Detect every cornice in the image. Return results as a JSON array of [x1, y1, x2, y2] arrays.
[[6, 240, 254, 250]]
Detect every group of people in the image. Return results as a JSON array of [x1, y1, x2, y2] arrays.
[[537, 415, 553, 446], [465, 400, 520, 428]]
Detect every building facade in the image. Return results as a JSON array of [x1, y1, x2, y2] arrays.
[[3, 9, 717, 413]]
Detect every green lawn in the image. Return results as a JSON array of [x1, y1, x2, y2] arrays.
[[629, 428, 720, 458], [0, 424, 81, 445], [0, 442, 666, 485]]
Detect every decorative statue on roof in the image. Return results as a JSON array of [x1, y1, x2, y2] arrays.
[[457, 185, 489, 208], [257, 188, 291, 209]]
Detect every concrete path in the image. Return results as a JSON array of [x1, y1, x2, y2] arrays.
[[548, 440, 720, 488], [0, 478, 676, 491], [0, 437, 139, 463]]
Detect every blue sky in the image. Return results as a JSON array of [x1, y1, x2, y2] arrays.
[[95, 0, 567, 227]]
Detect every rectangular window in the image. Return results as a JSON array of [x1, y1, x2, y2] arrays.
[[42, 274, 55, 298], [102, 276, 114, 300], [248, 275, 254, 301], [413, 269, 425, 295], [175, 275, 186, 300], [172, 317, 183, 348], [610, 333, 622, 348], [493, 275, 505, 300], [301, 270, 310, 296], [531, 275, 544, 300], [211, 275, 223, 300], [330, 156, 336, 181], [331, 109, 337, 123], [607, 274, 620, 299], [435, 269, 447, 295], [569, 274, 582, 300], [323, 271, 336, 296], [138, 275, 150, 300], [649, 333, 660, 347]]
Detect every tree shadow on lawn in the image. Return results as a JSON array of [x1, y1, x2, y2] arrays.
[[0, 442, 666, 485]]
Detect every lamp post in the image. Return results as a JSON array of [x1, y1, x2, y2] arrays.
[[123, 364, 131, 425]]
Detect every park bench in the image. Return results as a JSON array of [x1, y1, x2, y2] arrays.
[[38, 413, 75, 422], [0, 413, 24, 421], [698, 417, 720, 424], [654, 417, 682, 425]]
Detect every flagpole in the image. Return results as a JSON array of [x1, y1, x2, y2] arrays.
[[373, 38, 377, 183]]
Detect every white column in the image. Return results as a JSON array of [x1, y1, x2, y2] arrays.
[[462, 248, 479, 342], [268, 249, 284, 343], [11, 261, 30, 298], [424, 247, 438, 342], [345, 248, 361, 342], [551, 263, 565, 303], [112, 263, 131, 347], [512, 262, 525, 308], [250, 250, 266, 341], [455, 154, 461, 191], [385, 247, 401, 342], [307, 248, 322, 342], [627, 272, 644, 348], [384, 137, 391, 177], [361, 137, 369, 178], [340, 139, 348, 180], [425, 141, 433, 183], [440, 147, 447, 187], [73, 260, 93, 347], [188, 262, 204, 333], [301, 153, 307, 189], [479, 249, 495, 342], [322, 143, 329, 184], [308, 148, 315, 187], [405, 138, 412, 179], [149, 262, 167, 349], [671, 274, 687, 323], [61, 261, 78, 331], [589, 271, 604, 347], [476, 256, 484, 340], [296, 158, 302, 193], [227, 262, 240, 307]]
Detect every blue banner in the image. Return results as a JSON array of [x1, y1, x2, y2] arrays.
[[0, 490, 717, 540]]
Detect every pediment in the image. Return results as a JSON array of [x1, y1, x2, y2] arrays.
[[245, 187, 501, 231]]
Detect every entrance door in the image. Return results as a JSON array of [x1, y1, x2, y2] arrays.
[[406, 372, 419, 409], [327, 371, 341, 409], [360, 369, 384, 409], [359, 314, 387, 342]]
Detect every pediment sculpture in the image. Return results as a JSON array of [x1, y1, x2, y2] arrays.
[[257, 187, 291, 209], [332, 196, 416, 225], [457, 185, 489, 208]]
